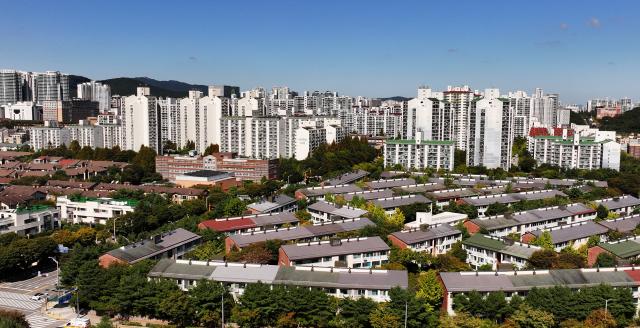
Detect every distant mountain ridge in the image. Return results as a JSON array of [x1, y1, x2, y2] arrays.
[[68, 75, 209, 98]]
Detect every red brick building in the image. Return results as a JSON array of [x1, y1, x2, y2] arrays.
[[156, 153, 278, 182]]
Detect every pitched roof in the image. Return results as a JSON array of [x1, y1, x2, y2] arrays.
[[440, 268, 640, 293], [199, 212, 299, 232], [371, 195, 431, 209], [324, 170, 368, 186], [228, 218, 374, 248], [462, 234, 540, 259], [529, 221, 608, 244], [281, 236, 390, 261], [149, 259, 408, 290], [463, 190, 567, 207], [106, 228, 201, 263], [595, 196, 640, 211], [389, 225, 461, 245], [598, 215, 640, 233], [469, 203, 594, 231], [365, 178, 416, 190]]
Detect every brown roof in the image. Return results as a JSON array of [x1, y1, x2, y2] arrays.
[[46, 180, 98, 189], [27, 163, 56, 171]]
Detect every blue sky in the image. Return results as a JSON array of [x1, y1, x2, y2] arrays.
[[2, 0, 638, 103]]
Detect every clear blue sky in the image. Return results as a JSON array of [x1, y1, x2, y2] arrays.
[[2, 0, 638, 103]]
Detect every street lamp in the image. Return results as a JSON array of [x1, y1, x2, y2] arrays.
[[48, 256, 59, 288], [605, 298, 613, 316]]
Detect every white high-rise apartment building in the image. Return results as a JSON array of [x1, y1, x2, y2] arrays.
[[77, 81, 111, 111], [250, 117, 283, 159], [295, 127, 326, 160], [179, 89, 228, 153], [443, 86, 474, 151], [467, 89, 514, 169], [508, 91, 532, 138], [98, 123, 122, 149], [383, 131, 455, 170], [342, 105, 403, 137], [121, 87, 161, 153], [2, 102, 42, 121], [29, 122, 70, 150], [0, 69, 24, 105], [34, 71, 69, 103], [67, 121, 104, 148], [159, 97, 182, 150], [220, 116, 250, 156], [531, 88, 559, 127]]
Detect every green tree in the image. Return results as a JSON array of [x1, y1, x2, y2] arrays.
[[223, 198, 246, 216], [158, 289, 194, 327], [414, 270, 443, 309], [369, 303, 401, 328], [0, 309, 29, 328], [506, 304, 555, 328], [531, 231, 554, 250], [440, 312, 499, 328], [527, 249, 557, 269], [596, 204, 609, 220], [331, 297, 376, 328], [595, 253, 617, 268], [583, 308, 617, 328], [189, 280, 232, 327], [95, 316, 114, 328]]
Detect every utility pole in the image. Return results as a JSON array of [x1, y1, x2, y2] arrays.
[[221, 283, 225, 328], [605, 298, 612, 316], [404, 300, 408, 328], [48, 257, 59, 288]]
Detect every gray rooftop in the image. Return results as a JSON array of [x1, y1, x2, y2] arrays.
[[228, 218, 375, 248], [299, 184, 363, 197], [463, 190, 567, 207], [389, 225, 461, 245], [440, 269, 639, 293], [106, 228, 201, 263], [470, 203, 595, 231], [371, 194, 431, 209], [426, 188, 478, 201], [529, 221, 609, 244], [324, 170, 368, 186], [342, 189, 394, 201], [397, 183, 447, 194], [598, 214, 640, 233], [366, 178, 416, 190], [281, 236, 390, 261], [596, 195, 640, 211], [149, 259, 408, 290], [307, 200, 368, 219], [247, 194, 296, 213]]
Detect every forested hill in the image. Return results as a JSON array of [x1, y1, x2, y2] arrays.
[[599, 107, 640, 133]]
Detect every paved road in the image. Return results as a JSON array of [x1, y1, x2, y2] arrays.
[[0, 273, 66, 328], [1, 271, 58, 293]]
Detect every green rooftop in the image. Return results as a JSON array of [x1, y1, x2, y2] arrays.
[[531, 135, 602, 145], [386, 139, 455, 146], [69, 195, 138, 207], [599, 240, 640, 259], [462, 233, 506, 252], [15, 204, 52, 214]]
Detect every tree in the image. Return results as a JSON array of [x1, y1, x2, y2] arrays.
[[583, 308, 617, 328], [189, 280, 232, 327], [369, 303, 401, 328], [414, 270, 443, 309], [449, 240, 468, 262], [596, 204, 609, 220], [505, 304, 555, 328], [387, 208, 405, 230], [531, 231, 554, 250], [595, 253, 617, 268], [227, 242, 275, 264], [158, 290, 195, 327], [485, 202, 510, 216], [204, 143, 220, 156], [0, 309, 29, 328], [331, 297, 377, 328], [95, 316, 114, 328], [528, 249, 557, 269], [440, 312, 499, 328], [223, 198, 246, 216]]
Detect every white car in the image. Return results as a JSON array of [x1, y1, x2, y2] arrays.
[[66, 318, 90, 328], [30, 293, 45, 301]]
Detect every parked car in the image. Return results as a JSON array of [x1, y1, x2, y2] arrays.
[[65, 318, 90, 328]]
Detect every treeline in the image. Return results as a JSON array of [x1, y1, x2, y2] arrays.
[[599, 107, 640, 133], [0, 233, 57, 280], [279, 137, 379, 183], [453, 284, 636, 327]]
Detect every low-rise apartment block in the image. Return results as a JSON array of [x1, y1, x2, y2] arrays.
[[383, 136, 455, 171], [149, 259, 408, 302], [594, 195, 640, 215], [388, 225, 462, 254], [0, 205, 60, 236], [99, 228, 201, 267], [307, 200, 368, 224], [521, 221, 609, 251], [225, 218, 374, 253], [56, 195, 136, 225], [461, 189, 567, 217], [155, 153, 278, 182], [464, 203, 596, 237], [198, 212, 299, 235], [462, 234, 541, 270], [247, 195, 297, 214], [278, 236, 390, 268]]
